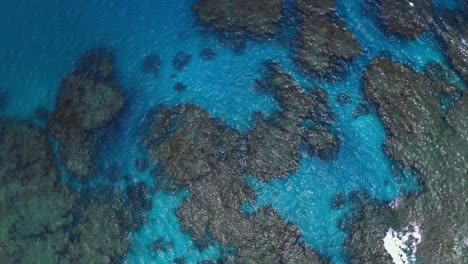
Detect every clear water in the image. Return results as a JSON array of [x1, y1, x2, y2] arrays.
[[0, 0, 462, 263]]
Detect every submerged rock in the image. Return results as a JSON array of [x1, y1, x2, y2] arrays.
[[336, 93, 352, 105], [172, 51, 192, 72], [192, 0, 283, 35], [304, 126, 340, 160], [434, 13, 468, 84], [200, 48, 217, 61], [347, 58, 468, 263], [174, 82, 187, 92], [0, 121, 135, 263], [352, 102, 374, 118], [0, 122, 75, 263], [49, 49, 124, 180], [379, 0, 433, 39], [34, 107, 50, 122], [142, 53, 162, 75], [296, 0, 362, 76], [331, 193, 346, 210], [424, 62, 461, 85], [66, 203, 132, 264], [134, 158, 149, 172]]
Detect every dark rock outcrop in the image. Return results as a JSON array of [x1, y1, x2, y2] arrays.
[[379, 0, 433, 39], [200, 48, 217, 61], [346, 58, 468, 263], [142, 53, 162, 75], [0, 121, 134, 264], [174, 82, 187, 92], [0, 88, 8, 111], [172, 52, 192, 72], [343, 193, 395, 264], [296, 0, 362, 76], [304, 126, 340, 160], [66, 203, 132, 264], [192, 0, 283, 35], [0, 122, 75, 263], [246, 63, 338, 181], [434, 14, 468, 84], [49, 49, 124, 180], [145, 104, 324, 263]]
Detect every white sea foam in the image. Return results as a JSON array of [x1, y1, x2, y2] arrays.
[[389, 198, 401, 209], [383, 223, 421, 264]]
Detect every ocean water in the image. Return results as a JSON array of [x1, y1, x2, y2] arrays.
[[0, 0, 464, 263]]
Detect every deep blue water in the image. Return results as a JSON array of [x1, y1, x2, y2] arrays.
[[0, 0, 464, 263]]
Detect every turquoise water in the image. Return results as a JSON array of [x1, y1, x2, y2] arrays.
[[0, 0, 463, 263]]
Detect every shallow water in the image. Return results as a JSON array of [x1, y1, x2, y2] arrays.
[[0, 0, 465, 263]]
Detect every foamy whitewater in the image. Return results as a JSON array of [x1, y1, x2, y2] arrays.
[[383, 224, 422, 264]]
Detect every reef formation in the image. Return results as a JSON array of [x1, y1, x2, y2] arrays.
[[296, 0, 362, 76], [0, 50, 150, 263], [192, 0, 284, 35], [0, 122, 135, 263], [142, 52, 162, 75], [378, 0, 433, 39], [434, 12, 468, 84], [143, 62, 339, 263], [48, 48, 124, 180], [345, 58, 468, 263]]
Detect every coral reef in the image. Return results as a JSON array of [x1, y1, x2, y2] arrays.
[[346, 58, 468, 263], [296, 0, 362, 76], [0, 121, 135, 263], [191, 0, 283, 35], [142, 53, 162, 75], [379, 0, 433, 39], [144, 64, 340, 263], [49, 49, 124, 180], [77, 47, 116, 81]]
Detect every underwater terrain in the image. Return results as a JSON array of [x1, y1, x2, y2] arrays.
[[0, 0, 467, 263]]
